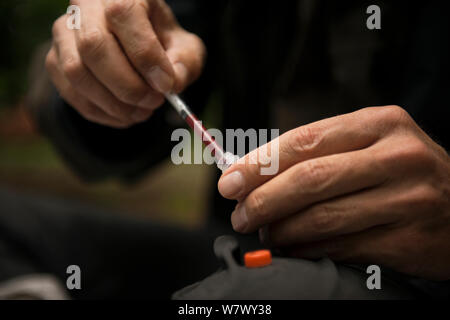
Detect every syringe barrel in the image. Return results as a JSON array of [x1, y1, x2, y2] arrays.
[[165, 93, 239, 171]]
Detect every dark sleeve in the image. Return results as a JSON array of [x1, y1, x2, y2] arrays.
[[396, 2, 450, 149], [38, 0, 223, 182], [38, 92, 178, 182], [362, 1, 449, 150]]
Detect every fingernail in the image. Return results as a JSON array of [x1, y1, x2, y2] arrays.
[[231, 204, 248, 232], [218, 171, 244, 198], [138, 92, 163, 110], [147, 66, 173, 93], [131, 108, 151, 122]]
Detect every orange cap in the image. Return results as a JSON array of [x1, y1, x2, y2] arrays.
[[244, 250, 272, 268]]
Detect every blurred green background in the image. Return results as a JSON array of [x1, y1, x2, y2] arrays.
[[0, 1, 66, 106], [0, 0, 213, 228]]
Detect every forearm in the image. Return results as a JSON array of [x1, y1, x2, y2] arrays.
[[37, 89, 175, 182]]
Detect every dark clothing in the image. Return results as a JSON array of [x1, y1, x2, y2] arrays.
[[10, 0, 449, 299], [173, 235, 420, 299], [3, 187, 447, 299], [0, 187, 219, 299], [37, 0, 449, 226]]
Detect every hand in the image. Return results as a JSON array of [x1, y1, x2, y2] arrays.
[[46, 0, 205, 128], [218, 106, 450, 280]]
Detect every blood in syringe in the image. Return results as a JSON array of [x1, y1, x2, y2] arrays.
[[183, 112, 225, 160]]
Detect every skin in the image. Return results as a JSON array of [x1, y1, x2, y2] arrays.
[[47, 1, 450, 281], [46, 0, 205, 128], [218, 106, 450, 281]]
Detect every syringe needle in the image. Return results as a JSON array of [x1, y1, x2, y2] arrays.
[[164, 93, 238, 171]]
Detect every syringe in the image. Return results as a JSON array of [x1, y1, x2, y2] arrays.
[[164, 93, 239, 171]]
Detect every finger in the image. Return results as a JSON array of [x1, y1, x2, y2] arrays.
[[164, 30, 206, 93], [231, 147, 388, 233], [218, 106, 402, 200], [147, 0, 179, 34], [286, 225, 408, 275], [53, 16, 152, 124], [266, 186, 401, 247], [75, 0, 164, 110], [290, 222, 447, 280], [144, 0, 204, 92], [103, 0, 175, 93], [46, 48, 133, 129], [286, 227, 391, 262]]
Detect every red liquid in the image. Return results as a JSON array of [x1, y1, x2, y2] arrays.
[[185, 113, 223, 159]]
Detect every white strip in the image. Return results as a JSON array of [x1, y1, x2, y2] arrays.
[[164, 93, 188, 115]]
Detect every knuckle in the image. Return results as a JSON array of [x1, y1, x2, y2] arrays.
[[393, 138, 435, 170], [105, 0, 136, 21], [116, 86, 146, 105], [310, 205, 336, 235], [363, 105, 413, 136], [302, 159, 330, 194], [146, 34, 160, 50], [406, 139, 433, 163], [404, 184, 443, 215], [288, 125, 322, 155], [51, 17, 65, 38], [385, 104, 407, 117], [378, 134, 436, 173], [246, 192, 268, 222], [78, 28, 106, 58], [51, 21, 58, 38], [62, 57, 87, 87], [380, 105, 412, 128], [186, 33, 206, 76], [422, 186, 442, 208], [130, 41, 157, 68], [45, 51, 57, 73], [192, 33, 206, 56]]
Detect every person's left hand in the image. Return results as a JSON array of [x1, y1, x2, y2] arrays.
[[218, 106, 450, 280]]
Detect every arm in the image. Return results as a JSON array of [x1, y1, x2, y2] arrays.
[[219, 106, 450, 281], [39, 0, 220, 181]]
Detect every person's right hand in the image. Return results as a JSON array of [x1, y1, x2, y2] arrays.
[[46, 0, 205, 128]]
